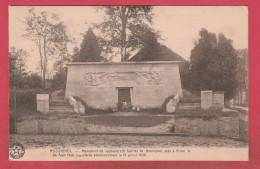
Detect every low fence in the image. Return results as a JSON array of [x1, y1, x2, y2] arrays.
[[16, 116, 242, 140]]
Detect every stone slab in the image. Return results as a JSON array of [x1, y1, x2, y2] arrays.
[[17, 120, 38, 134], [37, 94, 49, 114], [201, 90, 213, 110], [219, 117, 239, 137], [174, 117, 239, 138], [213, 92, 224, 108]]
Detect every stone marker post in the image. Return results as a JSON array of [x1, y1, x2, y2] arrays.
[[37, 94, 49, 114], [201, 90, 213, 110], [213, 91, 225, 108]]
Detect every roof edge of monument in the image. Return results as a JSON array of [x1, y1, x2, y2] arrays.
[[66, 61, 181, 66]]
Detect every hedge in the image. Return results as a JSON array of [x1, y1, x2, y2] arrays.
[[9, 88, 47, 110]]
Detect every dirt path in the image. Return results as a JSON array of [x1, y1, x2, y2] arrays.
[[10, 134, 248, 149]]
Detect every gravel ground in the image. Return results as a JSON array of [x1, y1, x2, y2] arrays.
[[10, 134, 248, 149]]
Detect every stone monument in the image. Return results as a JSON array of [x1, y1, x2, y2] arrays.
[[37, 94, 49, 114], [201, 90, 213, 110], [213, 91, 225, 108]]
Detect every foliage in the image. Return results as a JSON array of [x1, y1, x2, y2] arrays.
[[23, 8, 70, 88], [51, 68, 67, 90], [23, 73, 42, 89], [236, 49, 248, 90], [189, 29, 238, 100], [72, 28, 103, 62], [132, 29, 161, 61], [95, 6, 155, 61], [179, 61, 193, 90], [9, 47, 42, 89], [9, 47, 28, 87], [9, 115, 15, 134]]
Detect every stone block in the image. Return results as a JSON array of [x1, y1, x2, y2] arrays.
[[39, 120, 61, 134], [201, 90, 213, 110], [68, 96, 85, 114], [174, 118, 200, 135], [17, 120, 38, 134], [37, 94, 49, 114], [166, 99, 176, 113], [197, 119, 219, 135], [61, 119, 84, 134], [174, 116, 239, 138], [219, 117, 239, 138], [213, 92, 224, 108]]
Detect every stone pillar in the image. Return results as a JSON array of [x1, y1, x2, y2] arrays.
[[201, 90, 213, 110], [213, 91, 224, 108], [37, 94, 49, 114]]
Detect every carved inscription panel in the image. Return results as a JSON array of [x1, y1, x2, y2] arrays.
[[84, 72, 161, 86]]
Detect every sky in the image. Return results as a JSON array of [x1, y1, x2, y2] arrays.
[[9, 6, 248, 74]]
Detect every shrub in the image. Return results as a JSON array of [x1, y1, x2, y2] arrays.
[[9, 88, 47, 110], [51, 68, 67, 90], [9, 115, 15, 134], [10, 73, 42, 90]]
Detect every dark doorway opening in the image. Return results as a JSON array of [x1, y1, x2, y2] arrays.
[[117, 88, 132, 110]]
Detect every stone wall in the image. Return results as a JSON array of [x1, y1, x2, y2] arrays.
[[17, 120, 39, 134], [174, 117, 239, 138], [65, 61, 183, 109], [17, 119, 85, 134]]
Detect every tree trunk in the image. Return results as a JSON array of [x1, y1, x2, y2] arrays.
[[42, 68, 46, 89], [120, 7, 127, 62], [42, 37, 47, 89]]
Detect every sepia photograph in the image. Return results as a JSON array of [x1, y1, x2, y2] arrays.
[[9, 6, 248, 161]]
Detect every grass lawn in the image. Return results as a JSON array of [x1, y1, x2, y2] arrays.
[[84, 115, 170, 127]]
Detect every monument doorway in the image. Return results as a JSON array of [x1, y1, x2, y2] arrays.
[[117, 88, 132, 110]]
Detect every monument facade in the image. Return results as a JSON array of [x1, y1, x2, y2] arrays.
[[65, 61, 182, 109]]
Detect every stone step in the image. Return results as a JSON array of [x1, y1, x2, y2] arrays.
[[178, 102, 200, 106], [177, 103, 201, 110], [49, 108, 74, 112], [50, 101, 70, 106], [177, 106, 201, 110], [179, 97, 201, 103], [50, 105, 73, 109], [49, 110, 75, 114], [50, 103, 70, 106]]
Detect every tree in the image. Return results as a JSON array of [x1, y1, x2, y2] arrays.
[[23, 8, 70, 88], [51, 68, 67, 90], [9, 47, 28, 88], [9, 47, 42, 89], [95, 6, 154, 61], [190, 29, 238, 100], [22, 73, 42, 89], [138, 29, 161, 60], [73, 28, 103, 62], [236, 49, 248, 102]]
